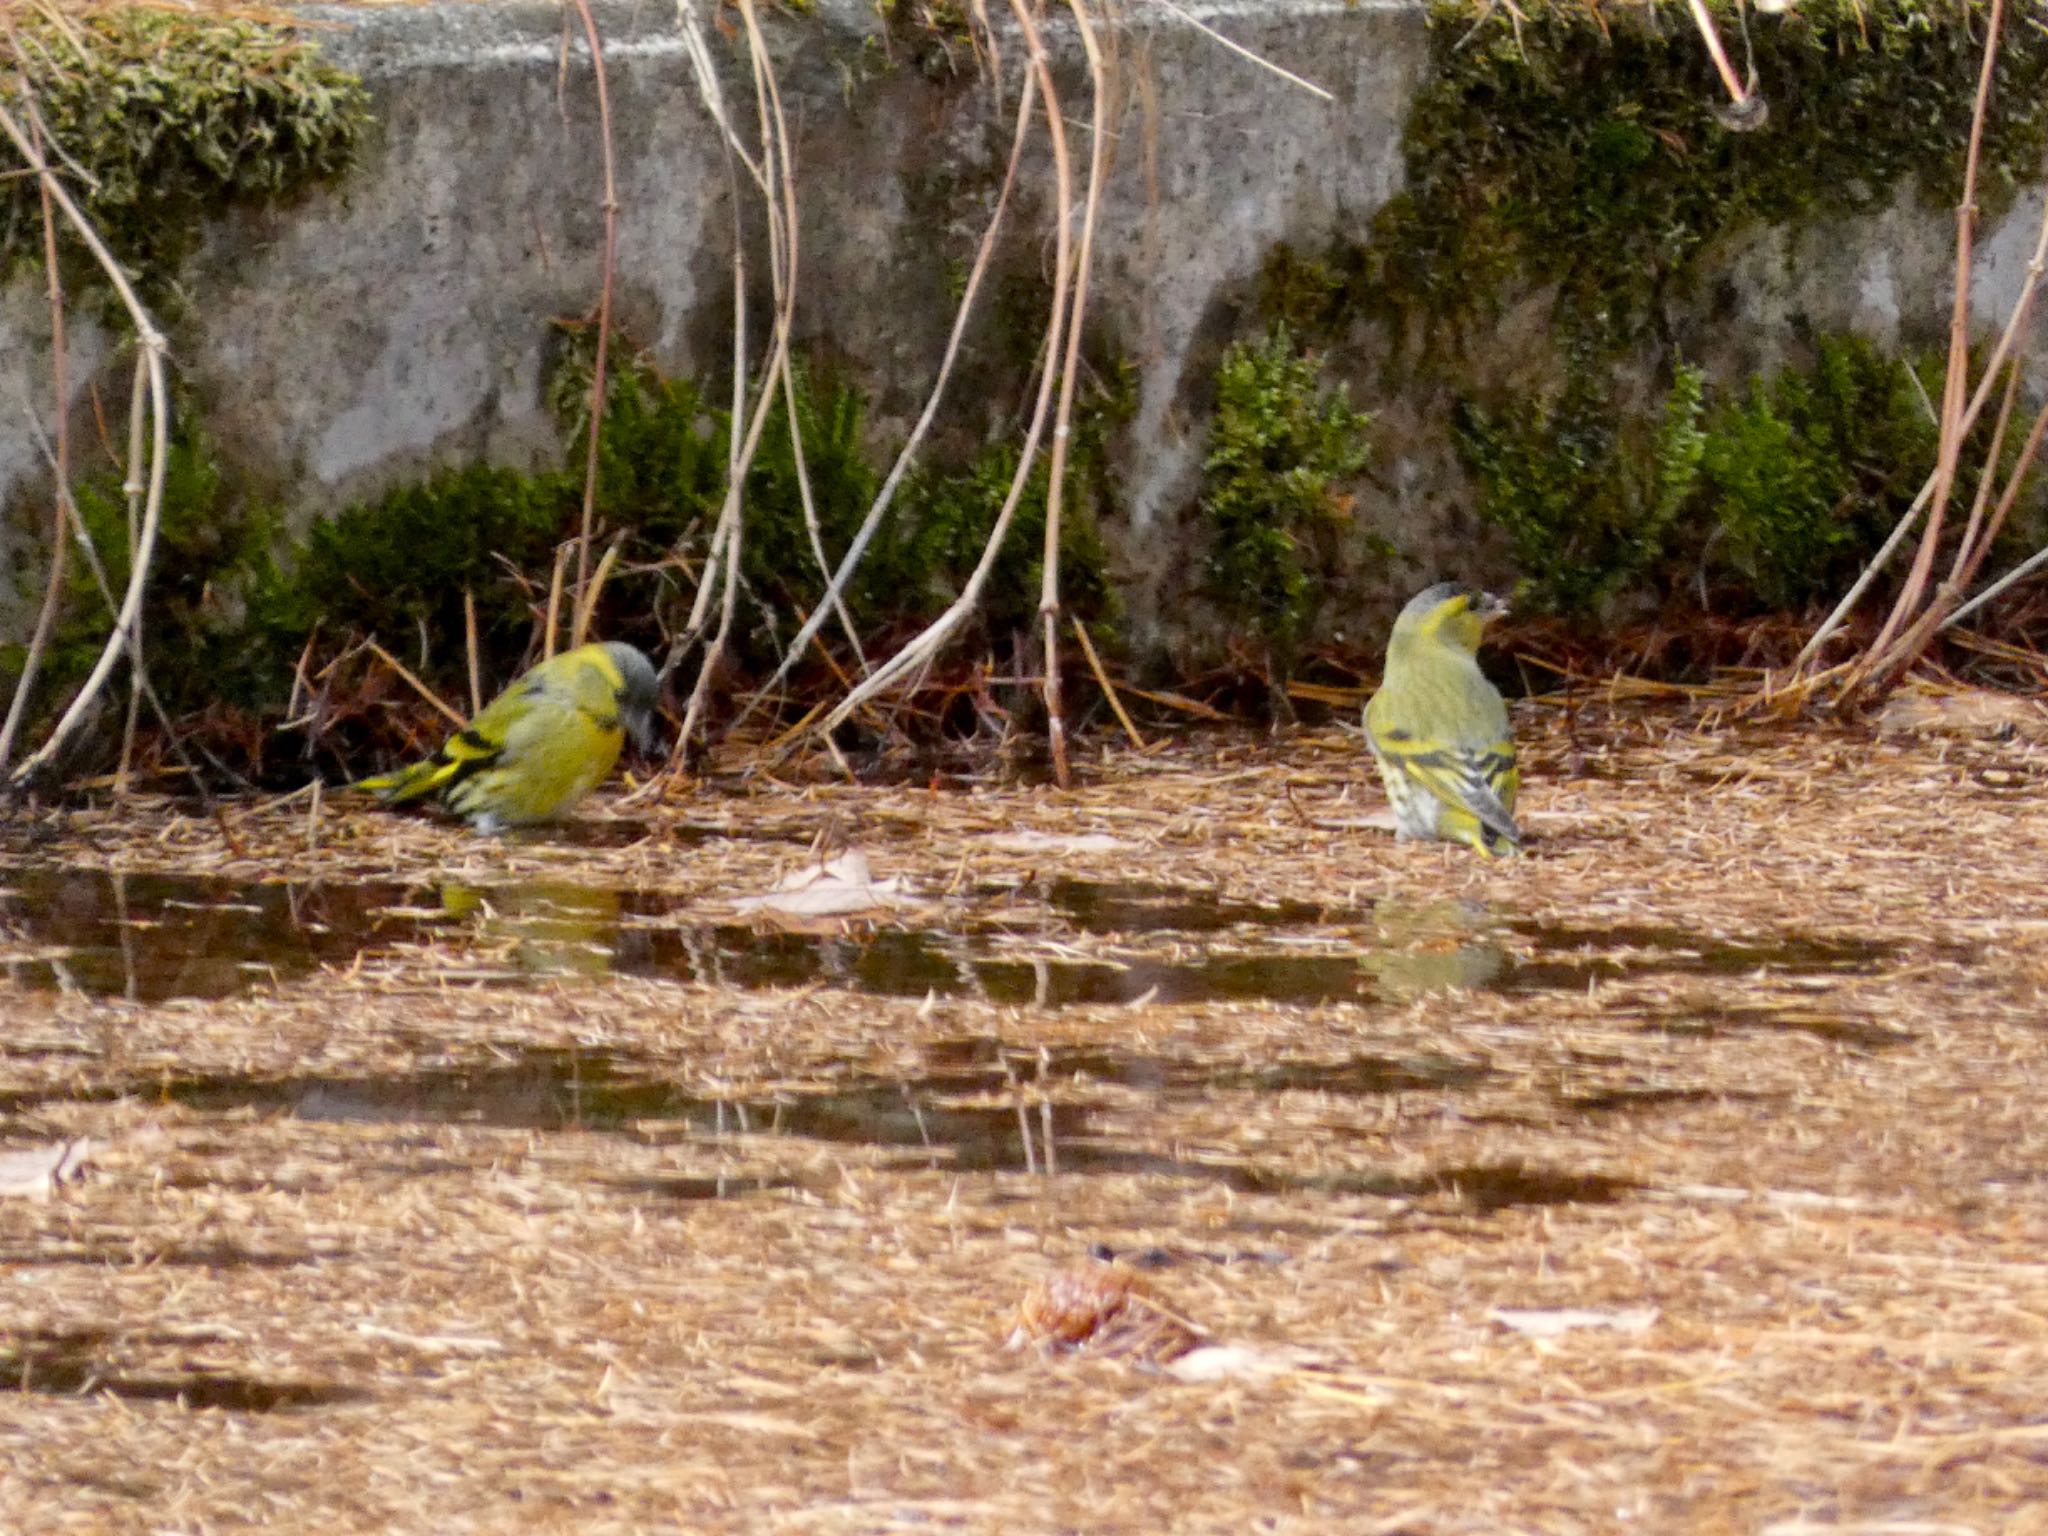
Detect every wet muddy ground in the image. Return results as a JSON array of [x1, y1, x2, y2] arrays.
[[3, 705, 2048, 1532]]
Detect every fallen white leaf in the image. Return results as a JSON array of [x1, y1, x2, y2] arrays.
[[0, 1138, 91, 1201], [987, 831, 1129, 854], [732, 851, 916, 919], [1489, 1306, 1659, 1339]]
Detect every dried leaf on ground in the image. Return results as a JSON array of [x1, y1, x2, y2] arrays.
[[0, 1138, 90, 1199], [729, 851, 918, 921]]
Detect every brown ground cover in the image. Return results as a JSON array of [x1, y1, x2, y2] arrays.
[[3, 700, 2047, 1532]]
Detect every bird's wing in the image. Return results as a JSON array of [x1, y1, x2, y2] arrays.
[[1389, 740, 1522, 848], [354, 716, 503, 803]]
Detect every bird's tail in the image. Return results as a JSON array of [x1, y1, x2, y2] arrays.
[[353, 754, 462, 805]]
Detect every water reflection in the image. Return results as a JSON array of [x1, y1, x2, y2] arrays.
[[439, 881, 621, 978], [0, 865, 1896, 1014]]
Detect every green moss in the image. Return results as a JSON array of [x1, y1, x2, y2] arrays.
[[550, 331, 1121, 669], [869, 0, 977, 79], [0, 10, 367, 292], [4, 329, 1128, 773], [1256, 242, 1361, 340], [1454, 333, 2033, 618], [1698, 336, 1937, 609], [1199, 325, 1375, 678], [1246, 0, 2048, 630], [1298, 0, 2048, 348], [1456, 356, 1706, 615], [293, 467, 576, 665], [0, 415, 296, 748]]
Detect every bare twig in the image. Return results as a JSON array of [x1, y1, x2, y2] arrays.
[[543, 543, 570, 660], [22, 411, 238, 797], [672, 154, 754, 756], [574, 531, 626, 644], [736, 44, 1040, 732], [1137, 0, 1332, 101], [1945, 349, 2024, 589], [0, 112, 72, 772], [1939, 401, 2048, 631], [1789, 478, 1932, 672], [364, 639, 467, 729], [1074, 616, 1148, 751], [463, 590, 483, 716], [0, 98, 171, 786], [738, 0, 865, 671], [113, 352, 146, 794], [1683, 0, 1760, 117], [1850, 0, 2003, 690], [667, 0, 817, 759], [816, 0, 1077, 739], [1040, 0, 1115, 790], [564, 0, 620, 650]]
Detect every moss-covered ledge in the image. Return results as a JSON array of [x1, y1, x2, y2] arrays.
[[0, 7, 368, 299]]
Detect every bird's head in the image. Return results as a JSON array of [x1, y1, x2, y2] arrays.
[[1392, 581, 1508, 655], [602, 643, 663, 754]]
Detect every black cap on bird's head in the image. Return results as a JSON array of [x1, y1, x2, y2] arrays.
[[1391, 581, 1509, 653], [1399, 580, 1508, 624], [600, 642, 662, 754]]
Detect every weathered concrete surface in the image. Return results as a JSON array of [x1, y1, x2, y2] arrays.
[[2, 0, 2041, 655]]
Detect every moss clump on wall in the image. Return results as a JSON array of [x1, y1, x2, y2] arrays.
[[10, 418, 299, 724], [1199, 325, 1375, 680], [869, 0, 979, 80], [1455, 356, 1705, 617], [1367, 0, 2048, 344], [1455, 334, 2029, 618], [4, 333, 1122, 771], [550, 333, 1121, 672], [0, 10, 367, 289], [1698, 337, 1945, 610], [1245, 0, 2048, 636]]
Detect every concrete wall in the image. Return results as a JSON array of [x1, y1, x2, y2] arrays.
[[2, 0, 2039, 654]]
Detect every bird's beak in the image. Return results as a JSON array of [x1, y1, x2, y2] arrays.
[[1476, 591, 1510, 622], [627, 711, 659, 756]]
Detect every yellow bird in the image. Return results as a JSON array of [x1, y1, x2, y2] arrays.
[[1363, 582, 1522, 857], [356, 642, 660, 833]]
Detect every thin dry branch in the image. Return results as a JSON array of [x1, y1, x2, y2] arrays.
[[113, 350, 146, 792], [1137, 0, 1332, 100], [0, 113, 72, 771], [1796, 0, 2048, 696], [1939, 400, 2048, 631], [816, 1, 1078, 740], [735, 41, 1040, 732], [362, 639, 466, 730], [0, 97, 169, 787], [564, 0, 620, 650], [1039, 0, 1115, 790], [738, 0, 866, 671], [1849, 0, 2004, 689], [463, 591, 483, 717], [666, 0, 811, 759], [1074, 616, 1147, 751], [542, 543, 571, 660]]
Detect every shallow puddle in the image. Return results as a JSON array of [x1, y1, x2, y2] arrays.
[[0, 1327, 365, 1410], [0, 868, 425, 1001], [0, 866, 1902, 1014], [43, 1044, 1616, 1206], [0, 864, 1899, 1207]]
